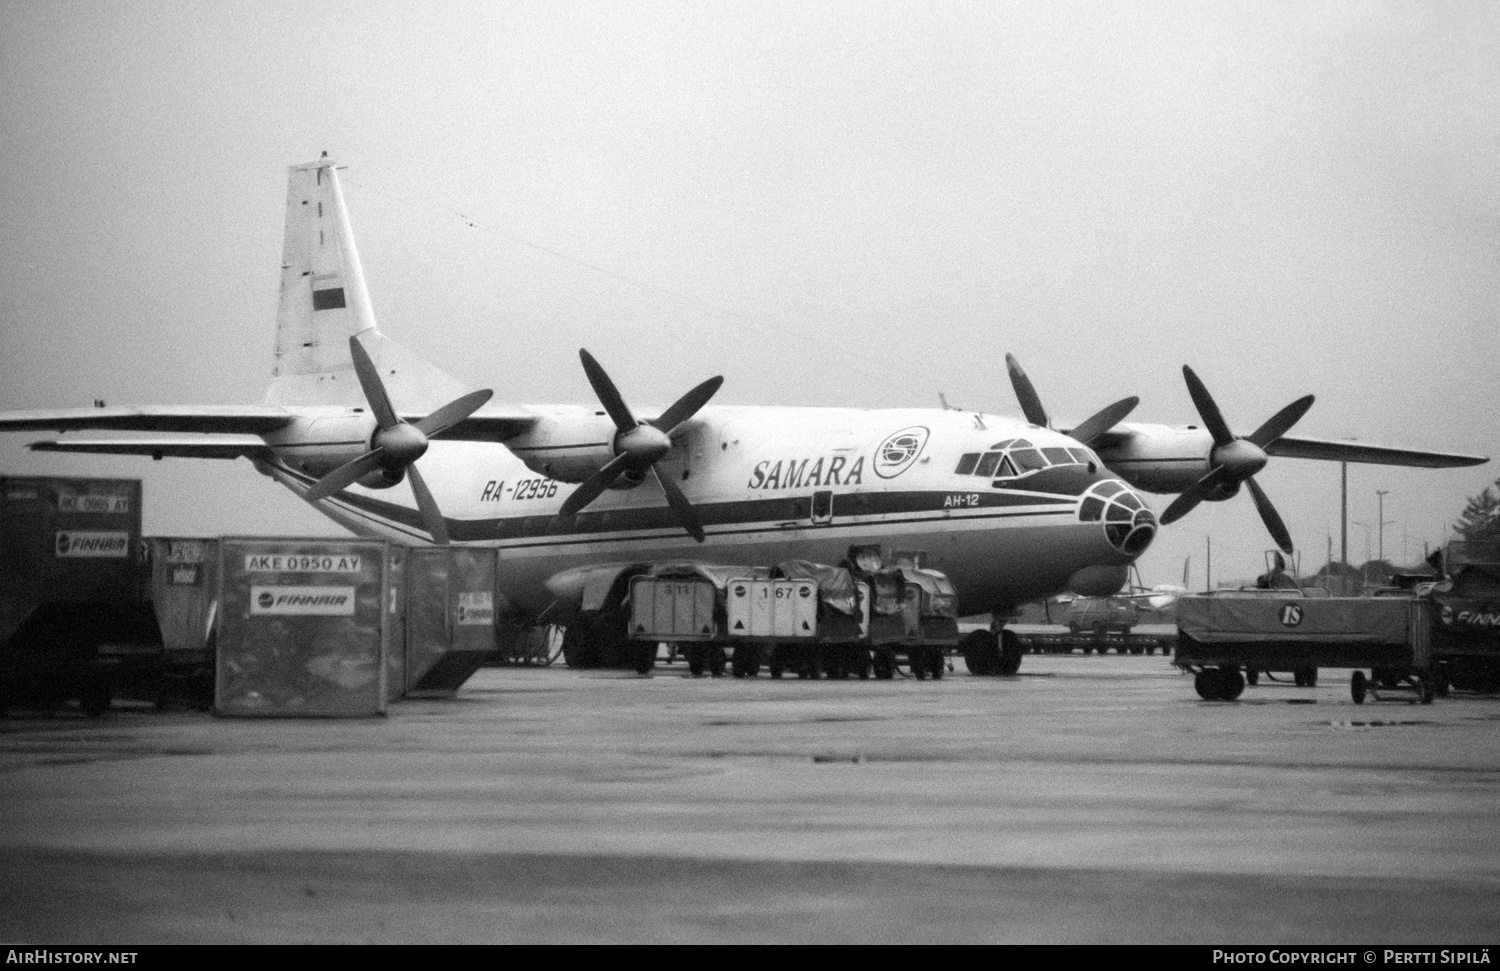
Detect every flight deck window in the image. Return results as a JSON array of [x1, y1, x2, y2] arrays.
[[975, 452, 1003, 477], [1042, 447, 1074, 466], [1010, 448, 1047, 472], [1080, 497, 1105, 521], [955, 453, 980, 475]]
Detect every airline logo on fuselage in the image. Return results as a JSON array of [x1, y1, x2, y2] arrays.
[[748, 454, 865, 490], [874, 426, 929, 479]]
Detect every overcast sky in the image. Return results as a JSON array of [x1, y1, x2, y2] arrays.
[[2, 0, 1497, 587]]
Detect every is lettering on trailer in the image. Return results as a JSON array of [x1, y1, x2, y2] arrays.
[[53, 531, 129, 558], [249, 584, 357, 616], [244, 553, 363, 573]]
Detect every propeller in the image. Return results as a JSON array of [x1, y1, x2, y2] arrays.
[[1003, 354, 1139, 447], [302, 336, 493, 544], [1157, 365, 1314, 555], [558, 349, 723, 542]]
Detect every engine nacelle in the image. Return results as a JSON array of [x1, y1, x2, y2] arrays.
[[264, 412, 379, 478], [504, 414, 621, 484], [1093, 424, 1214, 495]]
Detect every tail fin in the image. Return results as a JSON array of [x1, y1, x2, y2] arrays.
[[264, 155, 470, 411]]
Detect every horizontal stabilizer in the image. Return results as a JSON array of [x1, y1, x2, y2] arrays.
[[29, 436, 271, 460], [1268, 436, 1487, 469]]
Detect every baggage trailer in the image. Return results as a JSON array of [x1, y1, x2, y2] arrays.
[[0, 477, 163, 716], [620, 556, 962, 680], [1428, 541, 1500, 694], [1176, 591, 1435, 703]]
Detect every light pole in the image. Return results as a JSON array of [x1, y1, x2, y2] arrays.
[[1375, 489, 1393, 566]]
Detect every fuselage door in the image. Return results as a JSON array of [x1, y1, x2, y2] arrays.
[[811, 489, 834, 525]]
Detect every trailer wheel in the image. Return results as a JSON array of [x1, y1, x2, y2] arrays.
[[1245, 670, 1260, 686], [632, 642, 656, 675], [1350, 670, 1367, 704], [685, 644, 705, 677], [708, 645, 726, 678], [1194, 670, 1219, 700], [873, 648, 895, 680], [930, 650, 945, 680], [1220, 668, 1245, 700], [1419, 679, 1435, 704]]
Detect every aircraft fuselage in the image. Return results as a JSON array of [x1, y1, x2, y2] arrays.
[[262, 406, 1157, 618]]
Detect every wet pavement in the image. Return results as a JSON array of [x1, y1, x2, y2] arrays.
[[2, 653, 1498, 943]]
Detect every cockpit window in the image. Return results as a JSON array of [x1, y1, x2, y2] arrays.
[[953, 438, 1092, 480], [1041, 447, 1074, 466], [1009, 448, 1047, 472]]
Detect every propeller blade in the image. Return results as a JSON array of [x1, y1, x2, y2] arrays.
[[650, 375, 724, 436], [1159, 469, 1228, 525], [1245, 476, 1294, 554], [303, 449, 384, 502], [1246, 395, 1315, 449], [413, 388, 494, 438], [653, 467, 706, 543], [1005, 354, 1049, 428], [578, 349, 637, 432], [406, 463, 449, 545], [558, 453, 633, 517], [1067, 396, 1140, 447], [1181, 366, 1234, 448], [348, 337, 399, 429]]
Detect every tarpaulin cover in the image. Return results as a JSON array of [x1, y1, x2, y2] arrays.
[[775, 560, 858, 615], [1177, 595, 1409, 644]]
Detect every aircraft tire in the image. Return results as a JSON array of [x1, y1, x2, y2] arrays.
[[561, 625, 598, 669], [998, 629, 1022, 676], [80, 678, 111, 718], [960, 630, 999, 676]]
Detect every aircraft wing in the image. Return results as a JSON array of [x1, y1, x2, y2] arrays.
[[404, 408, 539, 442], [0, 404, 539, 442], [1266, 436, 1487, 469], [28, 436, 272, 460], [0, 405, 296, 435]]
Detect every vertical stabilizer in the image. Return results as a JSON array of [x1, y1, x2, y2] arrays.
[[264, 155, 471, 411]]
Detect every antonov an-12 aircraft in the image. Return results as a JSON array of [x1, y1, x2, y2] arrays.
[[0, 156, 1484, 675]]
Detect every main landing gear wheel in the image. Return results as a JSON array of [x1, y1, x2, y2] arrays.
[[997, 629, 1023, 676], [960, 630, 1000, 676]]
